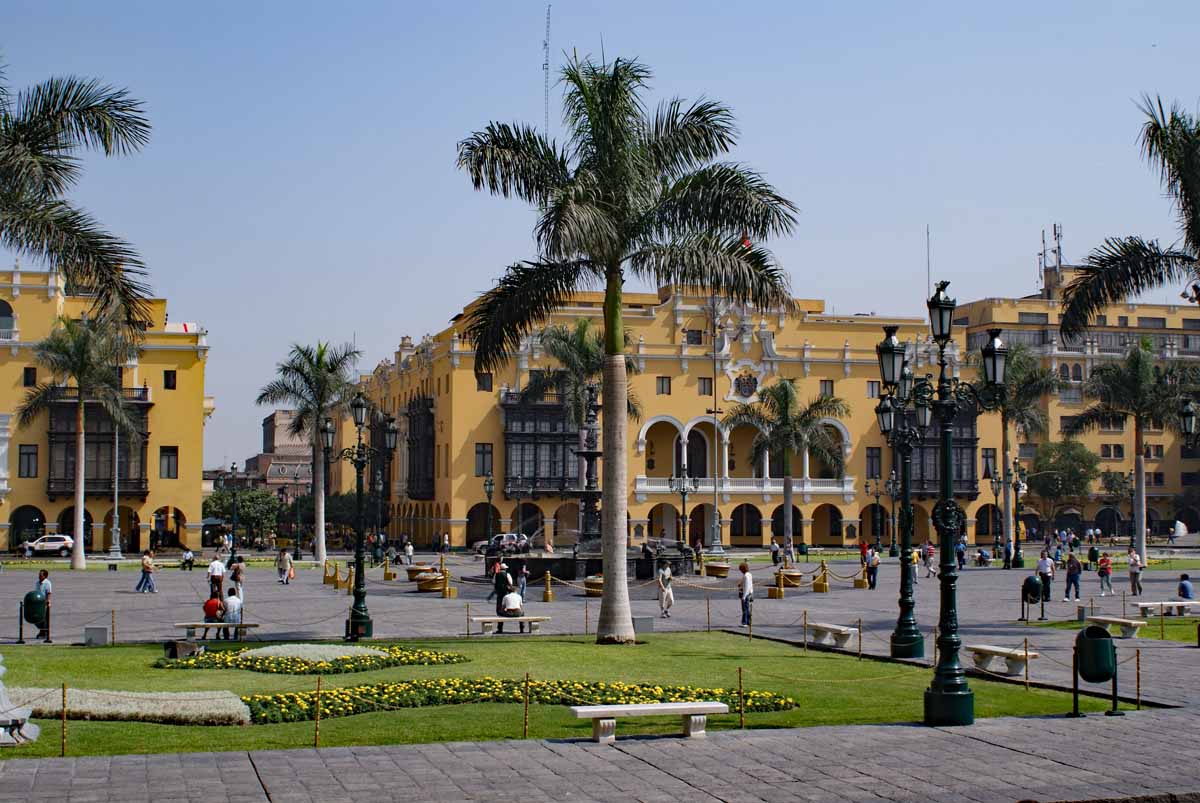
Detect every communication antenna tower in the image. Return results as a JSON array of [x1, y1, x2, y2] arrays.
[[543, 5, 551, 137]]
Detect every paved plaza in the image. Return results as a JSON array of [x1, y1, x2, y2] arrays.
[[1, 551, 1198, 801]]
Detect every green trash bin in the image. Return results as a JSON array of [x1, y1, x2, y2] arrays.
[[22, 589, 46, 626], [798, 543, 809, 556], [1076, 625, 1116, 684], [1021, 574, 1042, 604]]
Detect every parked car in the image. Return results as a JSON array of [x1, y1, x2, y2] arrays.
[[21, 534, 74, 557], [473, 533, 521, 555]]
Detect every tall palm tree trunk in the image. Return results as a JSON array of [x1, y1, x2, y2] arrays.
[[73, 400, 87, 569], [597, 280, 635, 644], [781, 451, 794, 558], [313, 441, 327, 563], [1134, 421, 1147, 563], [1001, 416, 1013, 546]]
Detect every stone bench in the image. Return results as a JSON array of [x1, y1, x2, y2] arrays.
[[470, 615, 550, 635], [807, 622, 858, 648], [1136, 600, 1199, 617], [965, 644, 1040, 676], [1086, 615, 1148, 638], [173, 622, 260, 640], [569, 701, 729, 744]]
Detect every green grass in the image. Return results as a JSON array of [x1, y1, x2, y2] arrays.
[[1034, 616, 1199, 643], [0, 632, 1119, 758]]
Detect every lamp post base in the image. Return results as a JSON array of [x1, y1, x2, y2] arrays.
[[923, 689, 974, 726], [345, 616, 373, 641], [1012, 557, 1025, 569], [888, 544, 899, 558], [890, 633, 925, 659]]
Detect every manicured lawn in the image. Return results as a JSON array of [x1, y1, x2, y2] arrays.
[[1034, 616, 1199, 643], [0, 632, 1119, 758]]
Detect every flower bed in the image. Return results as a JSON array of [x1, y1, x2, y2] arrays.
[[156, 644, 467, 675], [10, 687, 250, 725], [243, 677, 794, 724]]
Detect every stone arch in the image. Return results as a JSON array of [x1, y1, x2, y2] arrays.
[[1071, 363, 1083, 382], [647, 502, 680, 542], [1054, 508, 1083, 534], [154, 507, 186, 549], [860, 503, 889, 544], [513, 502, 543, 538], [552, 502, 580, 546], [688, 503, 719, 549], [770, 504, 802, 541], [8, 505, 45, 550], [1095, 506, 1123, 538], [57, 506, 95, 546], [729, 504, 763, 546], [912, 505, 932, 543], [637, 415, 684, 454], [466, 502, 501, 543], [1174, 506, 1200, 534], [0, 299, 12, 330], [672, 429, 709, 477], [809, 419, 850, 479], [102, 506, 141, 552], [811, 503, 844, 546], [642, 419, 684, 478], [975, 504, 1000, 538]]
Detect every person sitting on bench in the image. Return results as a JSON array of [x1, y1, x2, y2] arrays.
[[499, 589, 525, 633], [201, 590, 226, 640], [1179, 573, 1195, 601], [222, 587, 244, 641], [181, 548, 195, 571]]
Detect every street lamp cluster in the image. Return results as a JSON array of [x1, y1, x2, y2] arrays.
[[875, 280, 1008, 727], [321, 393, 398, 641], [214, 462, 241, 566]]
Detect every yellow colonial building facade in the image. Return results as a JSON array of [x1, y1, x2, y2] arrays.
[[0, 266, 213, 552], [348, 285, 1015, 551], [959, 261, 1200, 539]]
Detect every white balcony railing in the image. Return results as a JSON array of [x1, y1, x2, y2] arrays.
[[634, 474, 856, 501]]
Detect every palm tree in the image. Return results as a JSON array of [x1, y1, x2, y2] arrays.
[[459, 56, 796, 643], [17, 307, 138, 569], [257, 342, 361, 563], [1060, 96, 1200, 337], [1065, 339, 1191, 561], [722, 380, 848, 557], [1, 65, 152, 323], [985, 343, 1058, 547]]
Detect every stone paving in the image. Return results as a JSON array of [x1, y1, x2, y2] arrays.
[[1, 549, 1198, 801]]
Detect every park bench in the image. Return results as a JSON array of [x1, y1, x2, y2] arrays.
[[1136, 600, 1199, 617], [1086, 615, 1147, 638], [806, 622, 858, 649], [964, 644, 1039, 676], [470, 615, 550, 635], [569, 701, 728, 744], [173, 622, 260, 640]]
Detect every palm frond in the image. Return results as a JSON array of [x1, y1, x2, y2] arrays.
[[628, 233, 793, 312], [16, 382, 61, 429], [1059, 236, 1197, 338], [644, 98, 737, 178], [15, 76, 150, 157], [1138, 94, 1200, 252], [456, 122, 568, 206], [535, 175, 619, 261], [641, 163, 798, 241]]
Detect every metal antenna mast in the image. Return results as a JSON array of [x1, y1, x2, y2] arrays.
[[543, 5, 551, 136]]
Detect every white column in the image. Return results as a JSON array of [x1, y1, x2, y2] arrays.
[[802, 450, 810, 479]]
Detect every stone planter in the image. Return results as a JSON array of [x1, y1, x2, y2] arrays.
[[704, 563, 730, 579], [406, 565, 435, 581], [416, 573, 446, 593], [584, 576, 604, 597], [776, 569, 803, 588]]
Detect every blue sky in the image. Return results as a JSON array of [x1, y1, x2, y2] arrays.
[[4, 1, 1198, 465]]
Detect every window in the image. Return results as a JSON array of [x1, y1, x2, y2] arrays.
[[1059, 416, 1079, 433], [163, 370, 177, 390], [1144, 444, 1164, 460], [1113, 444, 1125, 459], [656, 376, 671, 395], [1100, 416, 1124, 432], [159, 446, 178, 479], [1138, 317, 1166, 329], [1148, 417, 1165, 431], [1185, 319, 1200, 331], [1071, 364, 1082, 382], [819, 379, 834, 397], [867, 380, 881, 399], [1147, 472, 1165, 487], [684, 329, 703, 345], [698, 377, 713, 396], [866, 447, 881, 479], [1017, 312, 1050, 324], [1095, 315, 1108, 326], [1100, 444, 1111, 459], [1183, 472, 1200, 486], [474, 443, 492, 477], [1018, 443, 1038, 460], [17, 445, 37, 478], [1058, 364, 1070, 381], [22, 367, 36, 387], [476, 373, 493, 392], [1118, 316, 1129, 327], [981, 448, 997, 478]]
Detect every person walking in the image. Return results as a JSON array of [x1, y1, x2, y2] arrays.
[[1064, 552, 1082, 602], [1128, 547, 1144, 596], [770, 539, 781, 566], [923, 541, 936, 578], [657, 558, 674, 618], [1003, 539, 1013, 570], [516, 561, 529, 601], [275, 549, 293, 584], [404, 540, 414, 566], [1036, 550, 1055, 602], [135, 550, 158, 593], [737, 562, 754, 627], [955, 537, 967, 571], [1097, 552, 1113, 596], [866, 547, 880, 590], [222, 587, 244, 641], [229, 558, 245, 603], [207, 554, 226, 597]]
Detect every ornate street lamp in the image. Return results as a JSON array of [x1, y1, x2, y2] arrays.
[[1011, 459, 1027, 568], [219, 462, 241, 567], [292, 464, 304, 561], [884, 469, 900, 557], [874, 328, 932, 661], [669, 474, 700, 548], [922, 282, 1007, 727], [863, 478, 884, 554], [325, 394, 398, 641], [989, 472, 1003, 560], [483, 472, 495, 541]]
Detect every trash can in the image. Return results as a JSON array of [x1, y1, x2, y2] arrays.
[[1087, 546, 1100, 571], [1021, 575, 1042, 604], [1076, 625, 1116, 684], [22, 590, 46, 626], [798, 543, 809, 556]]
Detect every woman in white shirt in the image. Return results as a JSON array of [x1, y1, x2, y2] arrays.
[[737, 562, 754, 627], [1036, 551, 1055, 602]]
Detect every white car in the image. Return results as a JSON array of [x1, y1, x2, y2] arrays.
[[22, 534, 74, 557]]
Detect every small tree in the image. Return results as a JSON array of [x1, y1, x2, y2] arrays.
[[203, 489, 281, 545], [1027, 440, 1101, 523]]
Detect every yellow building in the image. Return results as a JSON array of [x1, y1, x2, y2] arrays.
[[352, 284, 1009, 551], [959, 261, 1200, 539], [0, 265, 214, 552]]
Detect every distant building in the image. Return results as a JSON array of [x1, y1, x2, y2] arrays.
[[240, 411, 312, 497]]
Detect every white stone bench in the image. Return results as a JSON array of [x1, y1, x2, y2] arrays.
[[569, 701, 729, 744], [1136, 600, 1199, 617], [470, 615, 550, 635], [807, 622, 858, 648], [965, 644, 1040, 676], [1086, 615, 1148, 638], [173, 622, 260, 640]]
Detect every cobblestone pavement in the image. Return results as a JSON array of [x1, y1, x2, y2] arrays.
[[1, 550, 1198, 801]]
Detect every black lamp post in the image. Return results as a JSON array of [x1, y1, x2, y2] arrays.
[[669, 474, 700, 547], [1012, 459, 1027, 568], [292, 465, 303, 561], [989, 472, 1003, 559], [875, 327, 931, 660], [324, 394, 398, 641], [219, 462, 240, 567], [885, 469, 900, 557], [864, 478, 884, 554], [276, 485, 288, 549], [921, 281, 1008, 727], [484, 472, 495, 541]]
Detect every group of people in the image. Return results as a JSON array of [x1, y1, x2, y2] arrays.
[[1032, 546, 1172, 601], [489, 559, 527, 633]]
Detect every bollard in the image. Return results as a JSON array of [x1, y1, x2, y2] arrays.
[[442, 568, 452, 599], [44, 602, 51, 644], [738, 667, 745, 729], [706, 594, 711, 632], [1160, 603, 1166, 641], [466, 603, 471, 637], [314, 676, 322, 748], [1023, 638, 1030, 691], [523, 672, 530, 738], [1136, 648, 1141, 710], [1122, 591, 1127, 618], [17, 602, 23, 645], [585, 599, 589, 635], [857, 618, 863, 660], [932, 626, 939, 667], [802, 609, 809, 653], [1090, 597, 1095, 616], [1068, 646, 1082, 718], [543, 571, 554, 603], [439, 554, 446, 580], [697, 551, 704, 576], [111, 609, 116, 646], [61, 683, 67, 757]]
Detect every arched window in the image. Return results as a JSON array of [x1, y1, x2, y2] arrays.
[[1059, 364, 1070, 381], [1071, 364, 1083, 382], [0, 300, 12, 332]]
